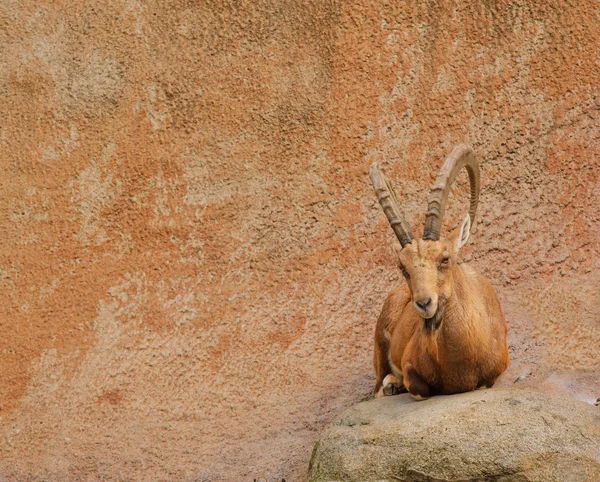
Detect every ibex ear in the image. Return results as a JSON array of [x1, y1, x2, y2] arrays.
[[453, 214, 471, 253], [393, 243, 403, 264]]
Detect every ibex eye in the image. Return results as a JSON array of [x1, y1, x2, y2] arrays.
[[439, 257, 449, 268]]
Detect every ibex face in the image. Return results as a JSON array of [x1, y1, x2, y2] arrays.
[[397, 239, 453, 325], [370, 145, 479, 331], [395, 215, 470, 330]]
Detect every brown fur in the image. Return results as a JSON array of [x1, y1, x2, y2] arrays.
[[373, 234, 509, 399]]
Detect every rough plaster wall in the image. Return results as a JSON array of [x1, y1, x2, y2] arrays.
[[0, 1, 599, 480]]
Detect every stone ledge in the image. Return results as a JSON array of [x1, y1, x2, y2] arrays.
[[308, 389, 600, 482]]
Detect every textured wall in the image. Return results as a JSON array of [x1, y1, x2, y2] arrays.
[[1, 1, 599, 480]]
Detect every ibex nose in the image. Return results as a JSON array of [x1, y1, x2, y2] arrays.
[[415, 298, 432, 312]]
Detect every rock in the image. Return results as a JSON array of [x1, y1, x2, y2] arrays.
[[308, 389, 600, 481]]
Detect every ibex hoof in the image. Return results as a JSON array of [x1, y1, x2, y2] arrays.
[[477, 379, 495, 390], [382, 374, 406, 396], [383, 383, 404, 396]]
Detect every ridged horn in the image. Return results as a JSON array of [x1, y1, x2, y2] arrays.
[[369, 164, 414, 247], [423, 145, 480, 241]]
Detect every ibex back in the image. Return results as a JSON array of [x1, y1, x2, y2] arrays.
[[370, 145, 509, 401]]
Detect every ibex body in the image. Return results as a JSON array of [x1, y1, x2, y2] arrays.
[[370, 145, 509, 401]]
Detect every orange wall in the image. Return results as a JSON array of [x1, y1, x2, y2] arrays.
[[1, 1, 599, 480]]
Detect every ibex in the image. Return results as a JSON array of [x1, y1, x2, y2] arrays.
[[370, 145, 508, 401]]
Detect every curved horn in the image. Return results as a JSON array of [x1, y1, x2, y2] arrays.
[[369, 164, 414, 247], [423, 145, 480, 241]]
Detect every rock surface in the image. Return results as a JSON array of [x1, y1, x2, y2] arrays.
[[309, 389, 600, 481]]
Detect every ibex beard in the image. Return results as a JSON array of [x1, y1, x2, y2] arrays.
[[370, 145, 509, 401]]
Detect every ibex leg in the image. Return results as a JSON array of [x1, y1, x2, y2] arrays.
[[404, 365, 431, 401]]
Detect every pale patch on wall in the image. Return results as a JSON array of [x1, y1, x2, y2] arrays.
[[25, 23, 124, 118], [135, 83, 169, 132], [41, 124, 78, 163], [148, 171, 177, 229], [122, 0, 148, 41], [65, 50, 124, 116], [0, 265, 18, 290], [70, 145, 122, 245]]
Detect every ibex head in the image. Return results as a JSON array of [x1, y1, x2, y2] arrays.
[[370, 145, 480, 331]]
